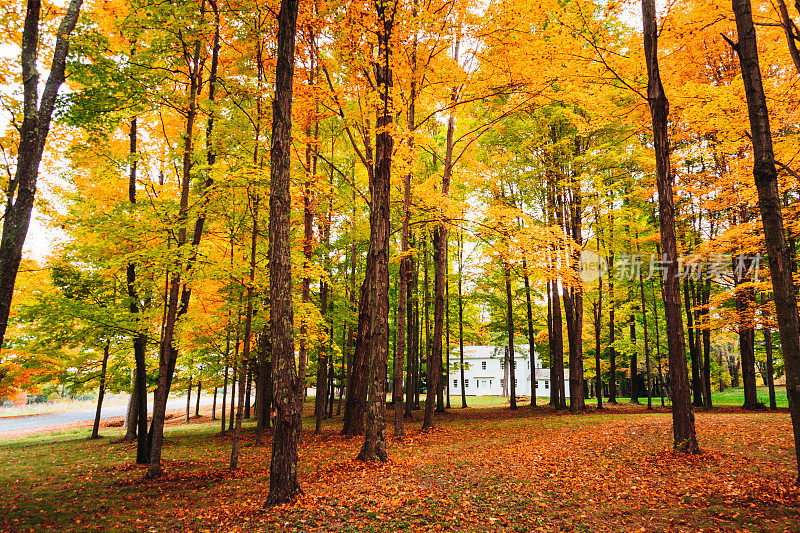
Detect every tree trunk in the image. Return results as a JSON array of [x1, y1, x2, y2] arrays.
[[90, 340, 111, 440], [701, 279, 713, 409], [684, 278, 703, 407], [357, 13, 393, 461], [195, 380, 202, 417], [504, 261, 518, 410], [608, 214, 617, 404], [765, 325, 777, 410], [229, 343, 238, 432], [551, 281, 566, 409], [405, 238, 416, 418], [212, 387, 217, 420], [146, 1, 219, 477], [524, 258, 537, 409], [124, 372, 139, 441], [221, 357, 229, 435], [652, 279, 666, 406], [185, 375, 192, 423], [265, 0, 302, 504], [642, 0, 698, 453], [639, 262, 653, 410], [244, 368, 252, 419], [124, 117, 150, 462], [231, 195, 259, 470]]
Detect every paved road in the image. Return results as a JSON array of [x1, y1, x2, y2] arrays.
[[0, 395, 216, 434]]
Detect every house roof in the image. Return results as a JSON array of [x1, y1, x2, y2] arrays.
[[448, 345, 569, 378], [449, 345, 535, 359]]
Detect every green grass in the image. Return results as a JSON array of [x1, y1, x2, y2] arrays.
[[711, 385, 787, 408]]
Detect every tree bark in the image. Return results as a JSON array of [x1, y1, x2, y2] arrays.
[[730, 6, 800, 472], [504, 261, 518, 410], [608, 218, 617, 404], [265, 0, 302, 504], [357, 6, 393, 461], [90, 340, 111, 440], [642, 0, 698, 453], [146, 1, 219, 477], [524, 258, 537, 409], [684, 278, 703, 407], [124, 117, 150, 462], [231, 195, 259, 470], [185, 375, 192, 423]]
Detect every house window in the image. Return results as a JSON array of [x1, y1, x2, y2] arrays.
[[465, 379, 469, 388], [527, 361, 530, 368], [500, 379, 505, 389], [535, 381, 538, 389], [545, 380, 549, 389], [454, 379, 458, 388], [500, 360, 505, 370], [489, 380, 492, 386], [515, 379, 518, 387], [514, 361, 517, 369], [482, 361, 487, 370]]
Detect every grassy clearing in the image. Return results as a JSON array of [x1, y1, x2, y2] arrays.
[[1, 401, 799, 532]]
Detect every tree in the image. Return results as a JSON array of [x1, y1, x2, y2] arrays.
[[0, 0, 84, 351], [642, 0, 699, 453], [356, 0, 394, 461], [266, 0, 303, 505], [728, 0, 800, 478]]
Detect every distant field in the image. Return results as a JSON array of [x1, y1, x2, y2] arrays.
[[447, 385, 788, 409]]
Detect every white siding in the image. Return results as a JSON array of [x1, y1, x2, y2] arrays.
[[448, 345, 570, 397]]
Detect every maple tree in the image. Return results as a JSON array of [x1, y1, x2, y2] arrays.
[[4, 0, 800, 511]]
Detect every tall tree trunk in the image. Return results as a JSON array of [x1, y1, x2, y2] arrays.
[[593, 230, 603, 411], [701, 279, 713, 409], [736, 274, 759, 409], [315, 209, 331, 435], [90, 340, 111, 440], [684, 278, 703, 407], [342, 252, 373, 435], [125, 117, 149, 462], [231, 195, 259, 470], [639, 263, 653, 410], [244, 369, 252, 419], [357, 7, 393, 461], [185, 375, 192, 423], [124, 371, 139, 442], [212, 386, 217, 420], [642, 0, 698, 453], [230, 334, 238, 432], [196, 380, 202, 417], [405, 237, 416, 418], [523, 258, 537, 409], [445, 247, 451, 410], [504, 261, 518, 410], [458, 227, 467, 409], [0, 0, 83, 350], [265, 0, 302, 503], [551, 280, 566, 409], [221, 356, 229, 435], [652, 279, 666, 406], [608, 222, 617, 404], [147, 1, 219, 477], [762, 295, 777, 410]]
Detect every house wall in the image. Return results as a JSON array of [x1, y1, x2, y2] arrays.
[[448, 346, 571, 398]]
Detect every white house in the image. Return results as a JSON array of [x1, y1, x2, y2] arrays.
[[448, 345, 570, 397]]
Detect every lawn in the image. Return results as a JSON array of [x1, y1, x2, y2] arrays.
[[2, 401, 799, 532]]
